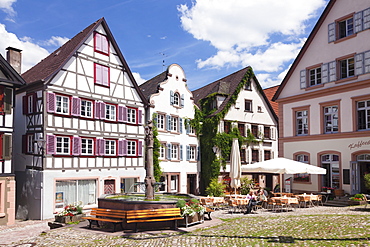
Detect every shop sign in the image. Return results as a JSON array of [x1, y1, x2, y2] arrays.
[[348, 139, 370, 150]]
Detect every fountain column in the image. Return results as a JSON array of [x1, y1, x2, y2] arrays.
[[144, 120, 155, 200]]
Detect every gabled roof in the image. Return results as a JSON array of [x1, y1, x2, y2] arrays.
[[21, 17, 146, 104], [192, 66, 278, 121], [273, 0, 334, 101], [263, 85, 279, 116], [139, 70, 168, 102], [0, 53, 25, 86]]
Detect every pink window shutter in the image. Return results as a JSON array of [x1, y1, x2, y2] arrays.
[[138, 141, 143, 157], [95, 33, 102, 51], [118, 106, 124, 122], [100, 102, 106, 120], [71, 97, 81, 116], [46, 135, 56, 154], [118, 140, 124, 156], [102, 35, 109, 54], [95, 64, 102, 85], [95, 102, 101, 119], [122, 107, 127, 122], [123, 140, 128, 156], [46, 92, 56, 113], [72, 137, 81, 156], [138, 109, 142, 125], [103, 66, 109, 86]]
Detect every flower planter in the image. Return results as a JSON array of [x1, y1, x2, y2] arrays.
[[179, 213, 204, 228], [334, 189, 344, 197], [348, 200, 367, 206], [54, 214, 86, 223]]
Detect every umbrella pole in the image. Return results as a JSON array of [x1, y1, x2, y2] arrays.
[[280, 173, 283, 195]]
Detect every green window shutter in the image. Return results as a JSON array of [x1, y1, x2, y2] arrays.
[[4, 87, 13, 114], [3, 134, 11, 160]]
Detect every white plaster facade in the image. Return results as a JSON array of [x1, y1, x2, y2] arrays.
[[14, 18, 146, 220], [274, 0, 370, 194], [141, 64, 199, 194]]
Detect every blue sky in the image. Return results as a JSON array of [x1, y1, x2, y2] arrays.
[[0, 0, 328, 90]]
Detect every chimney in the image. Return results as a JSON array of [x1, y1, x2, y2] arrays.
[[6, 47, 22, 74]]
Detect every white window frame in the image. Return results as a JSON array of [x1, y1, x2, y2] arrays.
[[81, 138, 94, 155], [173, 93, 180, 106], [105, 140, 116, 156], [357, 100, 370, 130], [81, 99, 93, 118], [339, 57, 355, 79], [27, 94, 34, 114], [338, 17, 354, 39], [296, 110, 308, 136], [171, 116, 178, 132], [56, 95, 70, 115], [157, 114, 165, 130], [56, 136, 70, 155], [189, 146, 196, 161], [309, 67, 322, 86], [171, 144, 179, 160], [127, 108, 137, 124], [159, 143, 166, 159], [27, 134, 34, 153], [105, 104, 116, 121], [245, 100, 252, 112], [127, 140, 137, 156], [324, 106, 339, 133]]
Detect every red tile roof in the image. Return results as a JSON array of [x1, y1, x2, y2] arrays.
[[263, 85, 279, 116]]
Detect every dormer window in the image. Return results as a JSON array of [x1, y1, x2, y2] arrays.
[[173, 93, 180, 106], [170, 91, 184, 108]]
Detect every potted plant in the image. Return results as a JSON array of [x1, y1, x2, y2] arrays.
[[55, 202, 85, 223], [348, 194, 366, 206], [177, 199, 206, 227]]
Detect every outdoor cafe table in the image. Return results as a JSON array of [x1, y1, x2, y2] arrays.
[[297, 194, 319, 207], [271, 196, 299, 205]]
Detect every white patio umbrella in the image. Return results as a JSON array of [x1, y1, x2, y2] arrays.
[[241, 157, 326, 194], [229, 138, 241, 194]]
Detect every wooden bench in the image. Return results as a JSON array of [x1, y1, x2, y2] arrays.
[[125, 208, 183, 232], [82, 208, 126, 232]]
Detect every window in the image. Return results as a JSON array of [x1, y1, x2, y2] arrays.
[[81, 138, 94, 155], [173, 93, 180, 106], [120, 178, 138, 193], [105, 140, 116, 156], [294, 154, 310, 182], [252, 150, 259, 163], [127, 108, 136, 124], [170, 175, 178, 191], [27, 94, 34, 114], [251, 125, 258, 138], [321, 154, 340, 189], [339, 57, 355, 79], [0, 134, 11, 160], [264, 150, 271, 161], [338, 17, 354, 39], [127, 140, 137, 156], [245, 100, 252, 112], [357, 100, 370, 130], [94, 63, 110, 86], [56, 95, 70, 115], [264, 126, 270, 139], [171, 116, 178, 132], [238, 123, 245, 136], [186, 145, 196, 161], [171, 144, 179, 160], [94, 32, 109, 55], [55, 179, 96, 208], [22, 92, 36, 115], [245, 82, 251, 90], [240, 149, 246, 163], [296, 110, 308, 135], [56, 136, 70, 155], [27, 134, 34, 153], [157, 114, 165, 130], [81, 100, 93, 118], [105, 104, 116, 121], [159, 143, 166, 159], [324, 106, 338, 133], [309, 67, 321, 86], [224, 121, 231, 134]]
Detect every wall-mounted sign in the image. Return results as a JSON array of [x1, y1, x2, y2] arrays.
[[348, 139, 370, 150]]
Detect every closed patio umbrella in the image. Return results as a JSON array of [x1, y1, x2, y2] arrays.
[[229, 138, 241, 194]]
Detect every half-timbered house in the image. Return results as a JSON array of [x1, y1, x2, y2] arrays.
[[0, 48, 25, 225], [140, 64, 199, 194], [14, 18, 146, 220]]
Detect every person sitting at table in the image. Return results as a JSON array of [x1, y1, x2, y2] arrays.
[[245, 191, 258, 214]]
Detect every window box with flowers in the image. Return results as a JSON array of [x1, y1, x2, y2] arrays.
[[54, 202, 85, 223], [176, 199, 205, 227], [348, 194, 367, 206]]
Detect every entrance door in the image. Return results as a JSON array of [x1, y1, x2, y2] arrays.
[[187, 174, 197, 195], [104, 179, 115, 194], [351, 162, 360, 194], [359, 162, 370, 193]]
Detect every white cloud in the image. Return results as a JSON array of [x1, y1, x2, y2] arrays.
[[178, 0, 326, 86], [132, 72, 147, 85], [0, 23, 49, 73], [0, 0, 17, 22], [41, 36, 70, 47]]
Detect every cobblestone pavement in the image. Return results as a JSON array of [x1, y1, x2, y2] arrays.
[[1, 206, 369, 246]]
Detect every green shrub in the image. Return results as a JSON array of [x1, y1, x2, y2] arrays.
[[205, 178, 226, 197], [240, 177, 254, 195], [364, 173, 370, 190]]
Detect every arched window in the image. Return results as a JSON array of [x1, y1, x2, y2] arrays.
[[173, 93, 180, 106], [294, 154, 310, 182], [321, 154, 340, 189]]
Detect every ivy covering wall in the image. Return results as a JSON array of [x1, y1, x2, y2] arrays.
[[191, 67, 256, 193]]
